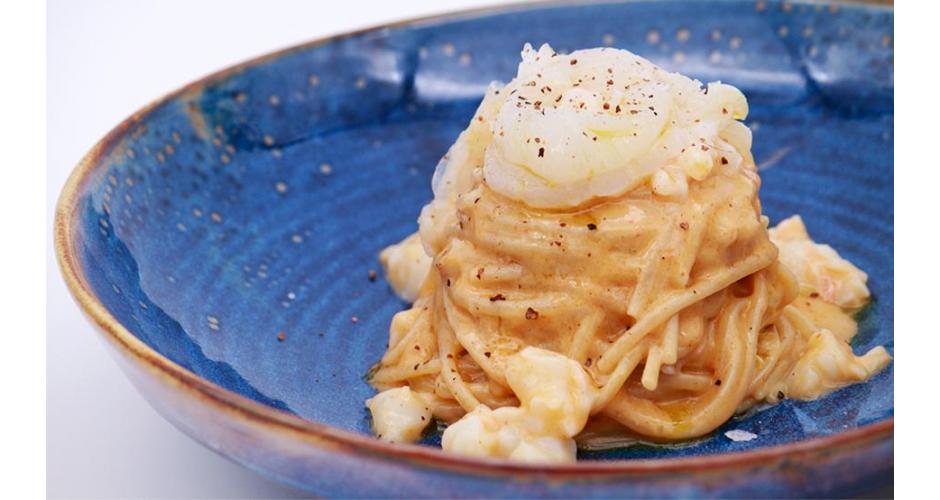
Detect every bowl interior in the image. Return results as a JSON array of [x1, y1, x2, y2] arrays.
[[64, 0, 892, 460]]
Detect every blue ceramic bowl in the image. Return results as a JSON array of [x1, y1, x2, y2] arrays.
[[56, 0, 893, 496]]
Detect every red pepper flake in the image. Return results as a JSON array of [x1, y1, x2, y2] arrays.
[[525, 307, 539, 320], [602, 102, 610, 110], [606, 79, 614, 86], [446, 278, 452, 287], [414, 345, 421, 351], [476, 268, 484, 279], [538, 147, 545, 158], [489, 294, 506, 302], [587, 223, 598, 231], [809, 292, 819, 298], [715, 379, 722, 386], [777, 391, 786, 400], [484, 352, 492, 358], [559, 222, 567, 227], [367, 269, 377, 282], [615, 104, 622, 113], [534, 100, 542, 110], [722, 107, 728, 114], [585, 358, 593, 367], [277, 331, 286, 342], [570, 58, 578, 65], [721, 157, 729, 165], [680, 222, 689, 230], [630, 109, 639, 115]]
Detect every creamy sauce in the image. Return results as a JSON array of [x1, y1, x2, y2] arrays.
[[367, 45, 891, 463]]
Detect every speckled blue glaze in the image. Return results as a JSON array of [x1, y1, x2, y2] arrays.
[[59, 0, 893, 496]]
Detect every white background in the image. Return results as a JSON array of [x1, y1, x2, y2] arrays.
[[46, 1, 505, 497]]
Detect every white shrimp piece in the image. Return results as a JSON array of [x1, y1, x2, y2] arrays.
[[366, 386, 432, 443], [479, 43, 753, 208], [785, 329, 891, 400], [769, 215, 870, 309], [380, 233, 432, 302], [651, 166, 689, 198], [441, 347, 596, 463], [503, 347, 597, 437]]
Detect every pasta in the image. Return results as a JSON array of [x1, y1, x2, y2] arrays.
[[366, 44, 891, 462]]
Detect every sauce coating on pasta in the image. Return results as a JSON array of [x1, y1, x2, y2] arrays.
[[366, 44, 891, 463]]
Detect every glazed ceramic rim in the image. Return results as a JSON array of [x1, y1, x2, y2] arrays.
[[55, 0, 893, 479]]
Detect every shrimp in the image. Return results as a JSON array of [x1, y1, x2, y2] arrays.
[[479, 44, 749, 208]]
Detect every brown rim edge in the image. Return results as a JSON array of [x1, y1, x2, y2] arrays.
[[54, 0, 894, 479]]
